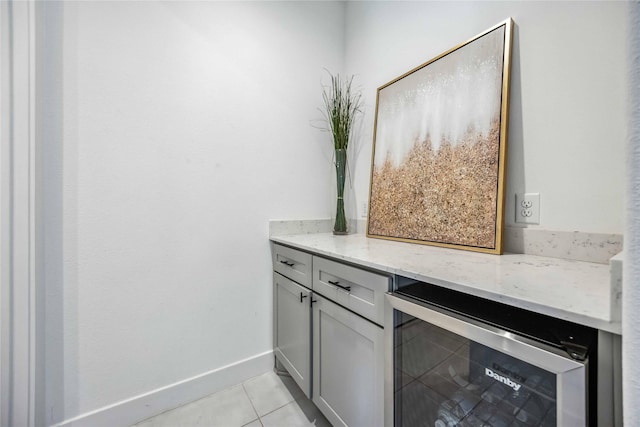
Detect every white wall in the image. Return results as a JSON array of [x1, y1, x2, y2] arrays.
[[42, 1, 344, 424], [624, 2, 640, 424], [345, 1, 628, 234]]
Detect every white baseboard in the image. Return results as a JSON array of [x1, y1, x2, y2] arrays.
[[52, 350, 274, 427]]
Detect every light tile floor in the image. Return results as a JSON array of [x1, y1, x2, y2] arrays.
[[131, 371, 331, 427]]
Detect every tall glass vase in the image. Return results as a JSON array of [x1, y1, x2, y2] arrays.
[[333, 148, 348, 235]]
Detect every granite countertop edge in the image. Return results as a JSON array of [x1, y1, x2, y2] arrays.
[[270, 233, 622, 335]]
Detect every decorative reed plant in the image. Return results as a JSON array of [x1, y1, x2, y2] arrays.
[[321, 73, 363, 150], [320, 72, 362, 234]]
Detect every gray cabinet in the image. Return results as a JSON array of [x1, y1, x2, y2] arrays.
[[273, 272, 312, 397], [271, 243, 389, 426], [312, 294, 384, 427]]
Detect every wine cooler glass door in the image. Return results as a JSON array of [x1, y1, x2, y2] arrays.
[[385, 294, 587, 427]]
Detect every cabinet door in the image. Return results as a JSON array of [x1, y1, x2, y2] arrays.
[[312, 294, 384, 427], [274, 272, 312, 397]]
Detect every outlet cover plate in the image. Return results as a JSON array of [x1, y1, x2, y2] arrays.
[[515, 193, 540, 224]]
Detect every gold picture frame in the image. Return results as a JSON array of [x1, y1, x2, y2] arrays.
[[366, 18, 513, 254]]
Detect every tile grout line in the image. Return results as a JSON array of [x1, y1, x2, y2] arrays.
[[240, 382, 263, 426], [244, 371, 306, 424], [255, 400, 293, 420]]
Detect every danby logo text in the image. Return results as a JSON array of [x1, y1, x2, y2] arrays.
[[485, 368, 522, 392]]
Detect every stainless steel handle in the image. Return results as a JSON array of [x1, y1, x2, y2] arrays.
[[328, 280, 350, 292], [386, 293, 581, 371], [279, 260, 294, 267]]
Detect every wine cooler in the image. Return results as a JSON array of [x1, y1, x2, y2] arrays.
[[384, 279, 619, 426]]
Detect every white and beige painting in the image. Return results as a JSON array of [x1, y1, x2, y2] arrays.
[[368, 25, 507, 249]]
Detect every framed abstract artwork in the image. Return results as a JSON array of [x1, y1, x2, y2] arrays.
[[367, 18, 513, 254]]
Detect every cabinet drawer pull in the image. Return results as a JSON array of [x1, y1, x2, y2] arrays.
[[300, 293, 308, 303], [280, 260, 295, 267], [328, 280, 351, 292]]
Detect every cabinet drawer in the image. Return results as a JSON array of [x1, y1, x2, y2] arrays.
[[313, 256, 390, 325], [272, 244, 312, 287]]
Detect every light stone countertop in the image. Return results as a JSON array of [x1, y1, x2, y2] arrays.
[[270, 233, 621, 335]]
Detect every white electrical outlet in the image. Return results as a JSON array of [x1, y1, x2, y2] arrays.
[[361, 201, 368, 218], [515, 193, 540, 224]]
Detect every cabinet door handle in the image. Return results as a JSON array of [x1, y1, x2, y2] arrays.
[[328, 280, 351, 292], [300, 293, 308, 303], [280, 260, 295, 267]]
